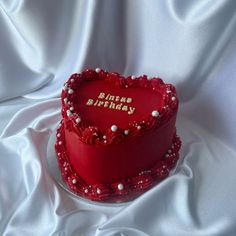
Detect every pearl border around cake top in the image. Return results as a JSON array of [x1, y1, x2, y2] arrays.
[[61, 69, 178, 145], [111, 125, 118, 132], [95, 68, 101, 73], [152, 110, 159, 117]]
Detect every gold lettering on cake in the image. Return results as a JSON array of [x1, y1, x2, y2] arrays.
[[86, 99, 94, 105], [127, 98, 132, 103], [85, 92, 136, 115], [120, 97, 126, 103], [104, 101, 109, 107], [122, 105, 128, 111], [128, 107, 135, 115], [98, 92, 105, 99], [115, 96, 120, 102], [97, 101, 104, 106], [109, 102, 116, 109], [115, 103, 122, 110], [108, 95, 115, 101]]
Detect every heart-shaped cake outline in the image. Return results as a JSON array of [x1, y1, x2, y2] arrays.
[[60, 68, 178, 145]]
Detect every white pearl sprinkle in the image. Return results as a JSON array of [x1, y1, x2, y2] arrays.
[[68, 89, 74, 94], [125, 85, 128, 88], [171, 96, 176, 101], [63, 83, 68, 90], [72, 179, 77, 184], [95, 68, 101, 73], [58, 141, 62, 145], [57, 133, 61, 138], [104, 140, 107, 144], [58, 152, 61, 156], [151, 110, 159, 117], [166, 90, 171, 93], [137, 126, 141, 130], [67, 110, 73, 117], [103, 135, 107, 139], [70, 107, 74, 111], [64, 98, 68, 103], [84, 189, 89, 193], [64, 167, 68, 171], [118, 183, 124, 190], [147, 76, 152, 80], [124, 130, 129, 135], [168, 149, 172, 153], [71, 79, 75, 83], [165, 154, 169, 158], [131, 75, 136, 80], [76, 117, 81, 124], [111, 125, 118, 132], [97, 188, 101, 194]]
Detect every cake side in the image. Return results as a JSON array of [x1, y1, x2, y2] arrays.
[[55, 123, 181, 201], [64, 114, 177, 184]]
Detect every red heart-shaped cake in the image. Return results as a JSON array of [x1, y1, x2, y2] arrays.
[[55, 69, 181, 202]]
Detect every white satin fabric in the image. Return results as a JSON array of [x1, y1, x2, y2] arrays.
[[1, 0, 236, 235]]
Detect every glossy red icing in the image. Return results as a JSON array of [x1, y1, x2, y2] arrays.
[[65, 115, 176, 184], [55, 69, 181, 201], [72, 79, 163, 130]]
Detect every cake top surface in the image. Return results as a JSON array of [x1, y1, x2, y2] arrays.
[[61, 69, 178, 145]]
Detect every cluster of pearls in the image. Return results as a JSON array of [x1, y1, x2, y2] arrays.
[[63, 81, 83, 124], [82, 183, 124, 196]]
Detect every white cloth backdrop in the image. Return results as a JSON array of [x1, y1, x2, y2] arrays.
[[1, 0, 236, 235]]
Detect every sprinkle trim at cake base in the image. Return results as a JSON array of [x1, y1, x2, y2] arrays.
[[55, 122, 181, 202]]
